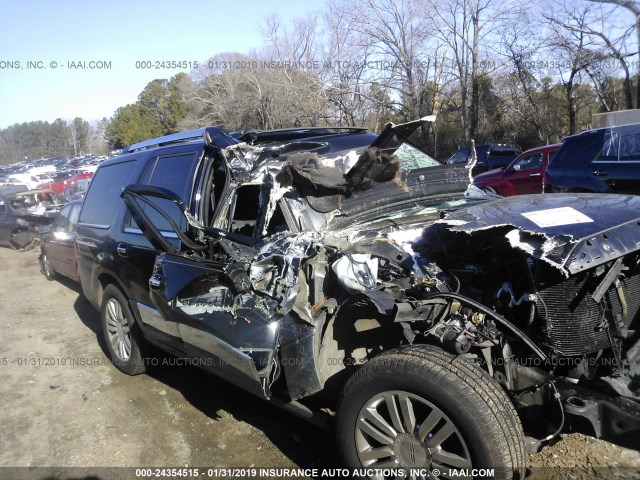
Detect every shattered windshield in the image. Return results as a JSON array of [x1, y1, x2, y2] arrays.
[[395, 142, 441, 171]]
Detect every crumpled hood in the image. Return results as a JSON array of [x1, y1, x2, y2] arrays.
[[427, 193, 640, 275]]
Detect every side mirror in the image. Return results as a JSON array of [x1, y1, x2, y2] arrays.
[[513, 164, 521, 171]]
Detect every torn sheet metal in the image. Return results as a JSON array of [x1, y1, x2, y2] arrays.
[[425, 193, 640, 275], [257, 171, 292, 237], [249, 232, 323, 314]]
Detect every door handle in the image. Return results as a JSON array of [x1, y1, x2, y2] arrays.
[[116, 243, 128, 257], [149, 274, 164, 289], [529, 173, 541, 177], [593, 170, 608, 177]]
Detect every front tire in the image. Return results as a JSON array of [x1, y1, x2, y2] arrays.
[[336, 345, 525, 479], [40, 253, 56, 280], [101, 284, 146, 375]]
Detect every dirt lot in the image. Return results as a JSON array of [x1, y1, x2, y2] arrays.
[[0, 246, 639, 480]]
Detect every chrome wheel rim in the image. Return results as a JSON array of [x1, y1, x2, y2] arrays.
[[355, 390, 472, 479], [42, 255, 53, 278], [105, 298, 132, 361]]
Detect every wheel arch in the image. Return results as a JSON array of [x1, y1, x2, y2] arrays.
[[316, 296, 412, 400]]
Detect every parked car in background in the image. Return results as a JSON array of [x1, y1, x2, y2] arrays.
[[472, 144, 562, 196], [39, 200, 82, 281], [37, 171, 93, 195], [34, 171, 74, 194], [544, 122, 640, 194], [62, 178, 91, 202], [446, 143, 521, 176], [0, 182, 28, 195], [8, 173, 50, 190], [0, 189, 60, 249]]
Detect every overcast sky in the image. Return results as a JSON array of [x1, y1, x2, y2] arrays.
[[0, 0, 326, 128]]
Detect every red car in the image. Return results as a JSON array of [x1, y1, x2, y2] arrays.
[[37, 172, 93, 195], [472, 143, 562, 196]]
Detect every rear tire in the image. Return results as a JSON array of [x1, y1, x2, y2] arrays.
[[336, 345, 526, 479], [101, 284, 146, 375]]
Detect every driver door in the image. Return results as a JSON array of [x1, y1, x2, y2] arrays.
[[505, 152, 544, 194], [121, 184, 278, 399]]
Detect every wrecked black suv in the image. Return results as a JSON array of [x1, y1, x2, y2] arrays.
[[78, 121, 640, 479]]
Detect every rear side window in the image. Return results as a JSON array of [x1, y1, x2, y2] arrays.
[[79, 161, 135, 228], [125, 151, 200, 232], [598, 126, 640, 162], [448, 149, 470, 164]]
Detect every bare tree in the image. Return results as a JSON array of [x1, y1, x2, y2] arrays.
[[550, 2, 635, 110], [589, 0, 640, 107], [262, 14, 330, 126], [427, 0, 517, 142], [336, 0, 442, 122], [544, 5, 601, 134]]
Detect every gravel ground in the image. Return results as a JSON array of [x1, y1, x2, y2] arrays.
[[0, 246, 638, 480]]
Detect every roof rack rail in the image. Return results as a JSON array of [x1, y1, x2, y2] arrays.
[[122, 128, 207, 153], [122, 127, 240, 153]]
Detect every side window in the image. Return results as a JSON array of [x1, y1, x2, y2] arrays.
[[514, 153, 543, 170], [53, 205, 72, 232], [74, 181, 89, 194], [597, 127, 640, 162], [79, 160, 135, 228], [599, 131, 620, 161], [618, 128, 640, 161], [69, 204, 81, 232], [125, 151, 199, 233], [448, 149, 470, 164]]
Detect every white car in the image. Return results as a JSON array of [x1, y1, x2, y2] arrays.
[[8, 173, 44, 190]]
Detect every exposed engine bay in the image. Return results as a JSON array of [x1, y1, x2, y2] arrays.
[[123, 125, 640, 450]]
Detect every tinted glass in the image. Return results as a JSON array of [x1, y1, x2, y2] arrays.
[[126, 151, 199, 232], [598, 126, 640, 162], [53, 204, 73, 231], [79, 160, 135, 227], [69, 204, 81, 231], [448, 149, 470, 164], [514, 153, 543, 170]]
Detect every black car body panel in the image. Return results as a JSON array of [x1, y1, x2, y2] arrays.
[[545, 123, 640, 194], [419, 193, 640, 275]]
